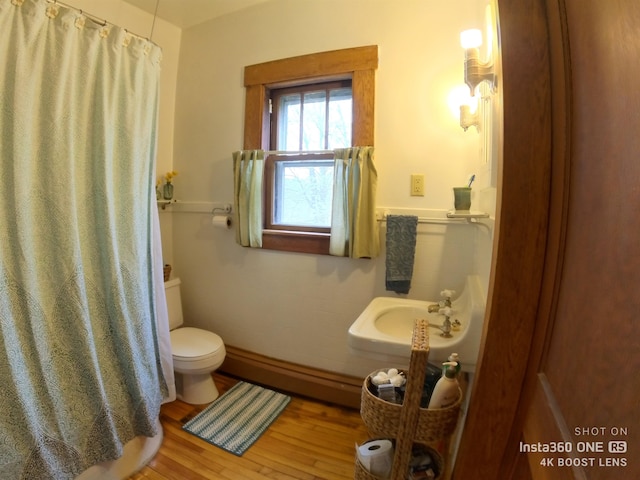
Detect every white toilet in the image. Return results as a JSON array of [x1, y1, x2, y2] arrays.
[[165, 278, 226, 404]]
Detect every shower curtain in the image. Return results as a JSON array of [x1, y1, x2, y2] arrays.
[[0, 0, 173, 478]]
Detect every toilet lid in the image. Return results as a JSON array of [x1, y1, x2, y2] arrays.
[[171, 327, 223, 359]]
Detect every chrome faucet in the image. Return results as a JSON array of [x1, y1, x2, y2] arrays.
[[440, 289, 455, 308], [426, 289, 458, 337], [427, 305, 454, 337], [429, 289, 455, 312], [430, 316, 453, 337]]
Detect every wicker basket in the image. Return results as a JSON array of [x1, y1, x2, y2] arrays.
[[357, 320, 460, 479], [354, 441, 443, 480], [354, 457, 386, 480], [360, 371, 462, 443], [163, 264, 172, 282]]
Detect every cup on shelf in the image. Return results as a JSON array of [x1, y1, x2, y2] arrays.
[[453, 187, 471, 211]]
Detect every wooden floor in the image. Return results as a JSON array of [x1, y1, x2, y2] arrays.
[[130, 373, 370, 480]]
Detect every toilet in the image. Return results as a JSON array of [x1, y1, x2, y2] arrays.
[[165, 278, 226, 404]]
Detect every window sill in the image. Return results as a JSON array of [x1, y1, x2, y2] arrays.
[[262, 230, 330, 255]]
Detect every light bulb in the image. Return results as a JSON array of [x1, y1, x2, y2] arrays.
[[448, 85, 478, 119], [460, 29, 482, 49]]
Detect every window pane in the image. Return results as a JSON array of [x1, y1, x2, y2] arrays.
[[302, 91, 326, 150], [278, 94, 301, 150], [328, 88, 352, 149], [274, 160, 333, 227]]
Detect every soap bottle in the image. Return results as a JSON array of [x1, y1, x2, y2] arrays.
[[428, 361, 460, 409], [446, 353, 461, 377]]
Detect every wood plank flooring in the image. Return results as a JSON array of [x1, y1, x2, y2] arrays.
[[129, 373, 370, 480]]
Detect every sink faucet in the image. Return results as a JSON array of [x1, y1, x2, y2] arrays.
[[428, 288, 455, 312], [440, 289, 455, 308], [430, 317, 453, 337], [428, 306, 454, 337]]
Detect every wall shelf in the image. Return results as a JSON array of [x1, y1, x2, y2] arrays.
[[446, 210, 490, 219], [157, 199, 232, 214], [157, 199, 177, 210]]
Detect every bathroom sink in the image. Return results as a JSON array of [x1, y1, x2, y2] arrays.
[[374, 304, 470, 348], [348, 275, 485, 371]]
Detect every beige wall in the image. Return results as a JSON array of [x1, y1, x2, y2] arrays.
[[168, 0, 494, 377]]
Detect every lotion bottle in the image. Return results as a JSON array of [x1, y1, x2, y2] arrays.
[[447, 353, 461, 377], [428, 361, 460, 409]]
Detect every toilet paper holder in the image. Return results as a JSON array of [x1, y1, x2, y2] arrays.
[[211, 203, 233, 230], [211, 203, 232, 215]]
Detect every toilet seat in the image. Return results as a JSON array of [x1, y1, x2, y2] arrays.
[[170, 327, 225, 373], [171, 327, 223, 359]]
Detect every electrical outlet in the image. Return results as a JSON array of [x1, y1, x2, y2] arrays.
[[411, 174, 425, 196]]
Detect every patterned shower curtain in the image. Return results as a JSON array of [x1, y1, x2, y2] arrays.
[[0, 0, 169, 478]]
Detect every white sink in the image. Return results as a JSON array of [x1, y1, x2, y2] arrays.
[[348, 275, 485, 371]]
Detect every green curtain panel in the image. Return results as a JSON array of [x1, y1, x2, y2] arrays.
[[233, 150, 265, 248], [0, 1, 168, 477], [330, 147, 379, 258]]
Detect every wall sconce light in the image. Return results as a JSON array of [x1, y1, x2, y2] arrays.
[[460, 104, 479, 131], [448, 85, 480, 132], [461, 28, 496, 96]]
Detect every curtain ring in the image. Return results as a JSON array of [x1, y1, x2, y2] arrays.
[[74, 11, 85, 29], [46, 4, 60, 18]]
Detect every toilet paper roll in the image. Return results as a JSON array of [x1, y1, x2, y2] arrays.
[[356, 439, 394, 478], [211, 215, 231, 229]]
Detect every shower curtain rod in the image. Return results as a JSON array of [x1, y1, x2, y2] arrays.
[[45, 0, 158, 44]]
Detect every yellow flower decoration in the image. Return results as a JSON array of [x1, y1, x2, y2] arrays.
[[165, 170, 179, 183]]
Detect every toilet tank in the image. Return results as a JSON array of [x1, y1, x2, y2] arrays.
[[164, 278, 184, 330]]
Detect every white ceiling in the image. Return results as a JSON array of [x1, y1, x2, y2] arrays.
[[123, 0, 270, 29]]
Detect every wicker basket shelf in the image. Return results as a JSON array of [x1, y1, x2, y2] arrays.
[[355, 318, 461, 480], [361, 375, 462, 443], [354, 442, 443, 480]]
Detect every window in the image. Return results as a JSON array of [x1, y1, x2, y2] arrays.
[[267, 154, 334, 231], [266, 81, 352, 233], [243, 46, 377, 254], [271, 82, 353, 151]]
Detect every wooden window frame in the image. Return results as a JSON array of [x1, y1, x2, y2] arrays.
[[243, 46, 377, 254]]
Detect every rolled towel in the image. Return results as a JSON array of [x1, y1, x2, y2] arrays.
[[371, 372, 389, 385]]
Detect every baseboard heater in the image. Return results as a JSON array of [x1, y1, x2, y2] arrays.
[[220, 345, 363, 409]]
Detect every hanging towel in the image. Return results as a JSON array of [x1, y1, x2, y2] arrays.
[[385, 215, 418, 294]]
